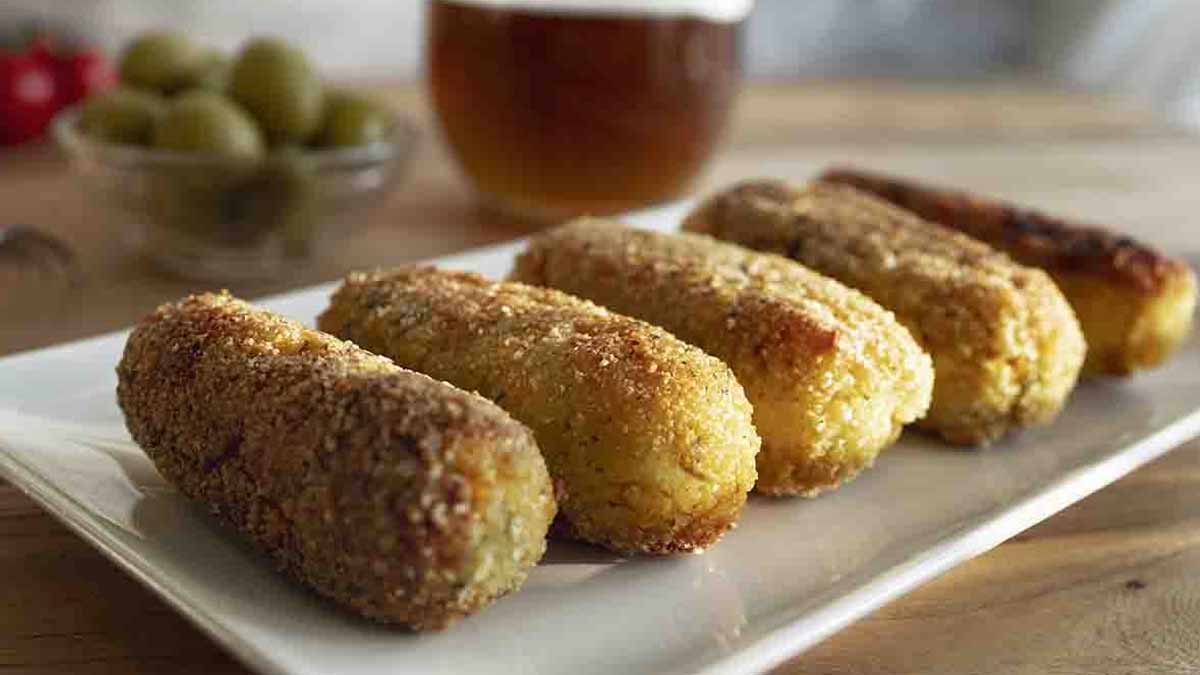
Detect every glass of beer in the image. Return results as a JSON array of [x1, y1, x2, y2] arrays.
[[428, 0, 750, 223]]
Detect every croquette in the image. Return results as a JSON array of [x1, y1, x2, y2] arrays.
[[116, 292, 555, 630], [685, 180, 1087, 445], [318, 268, 760, 555], [819, 166, 1198, 376], [511, 218, 933, 496]]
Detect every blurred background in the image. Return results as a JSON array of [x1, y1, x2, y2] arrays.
[[2, 0, 1198, 349], [5, 0, 1200, 127]]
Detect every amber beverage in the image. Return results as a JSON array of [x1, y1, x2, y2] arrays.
[[428, 0, 748, 222]]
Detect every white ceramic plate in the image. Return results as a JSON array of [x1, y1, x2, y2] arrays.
[[1, 203, 1198, 675]]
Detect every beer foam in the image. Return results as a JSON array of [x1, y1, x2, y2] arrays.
[[439, 0, 754, 23]]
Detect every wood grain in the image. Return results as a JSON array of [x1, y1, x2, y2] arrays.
[[789, 441, 1200, 675], [1, 81, 1198, 674]]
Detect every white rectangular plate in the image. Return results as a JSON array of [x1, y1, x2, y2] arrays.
[[1, 202, 1198, 675]]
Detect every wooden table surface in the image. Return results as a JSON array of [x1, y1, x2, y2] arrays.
[[2, 81, 1198, 674]]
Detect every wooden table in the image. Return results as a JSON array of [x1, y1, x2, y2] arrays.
[[2, 81, 1198, 674]]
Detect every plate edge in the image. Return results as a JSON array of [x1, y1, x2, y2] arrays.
[[0, 442, 290, 675], [688, 405, 1200, 675]]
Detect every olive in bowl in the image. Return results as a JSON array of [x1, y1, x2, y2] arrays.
[[119, 31, 208, 95], [152, 91, 265, 157], [229, 38, 324, 144], [57, 107, 417, 280], [56, 33, 419, 281], [78, 88, 165, 146]]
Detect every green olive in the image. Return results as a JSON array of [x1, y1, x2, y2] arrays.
[[119, 31, 207, 94], [147, 171, 223, 240], [229, 38, 324, 143], [181, 50, 231, 93], [153, 91, 264, 158], [316, 91, 392, 147], [78, 88, 165, 145], [233, 146, 321, 253]]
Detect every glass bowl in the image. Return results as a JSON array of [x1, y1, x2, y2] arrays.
[[53, 106, 418, 281]]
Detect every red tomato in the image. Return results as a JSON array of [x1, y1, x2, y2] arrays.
[[26, 34, 55, 68], [0, 49, 60, 145], [53, 48, 115, 106]]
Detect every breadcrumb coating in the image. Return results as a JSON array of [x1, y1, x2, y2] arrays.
[[819, 167, 1197, 375], [511, 219, 932, 496], [318, 268, 760, 555], [685, 181, 1087, 445], [117, 292, 555, 630]]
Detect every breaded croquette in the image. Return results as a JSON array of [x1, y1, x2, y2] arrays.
[[819, 166, 1198, 376], [318, 268, 760, 555], [511, 219, 933, 496], [117, 293, 555, 630], [684, 181, 1087, 445]]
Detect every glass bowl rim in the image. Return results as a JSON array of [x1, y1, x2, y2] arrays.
[[52, 104, 420, 170]]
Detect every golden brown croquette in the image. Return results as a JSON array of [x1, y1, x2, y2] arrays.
[[511, 219, 932, 496], [819, 166, 1197, 376], [685, 180, 1086, 445], [318, 268, 760, 555], [117, 292, 555, 630]]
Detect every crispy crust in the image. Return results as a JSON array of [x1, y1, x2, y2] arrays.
[[318, 268, 759, 555], [117, 293, 555, 630], [819, 167, 1184, 292], [819, 167, 1197, 375], [511, 219, 932, 496], [685, 180, 1087, 445]]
